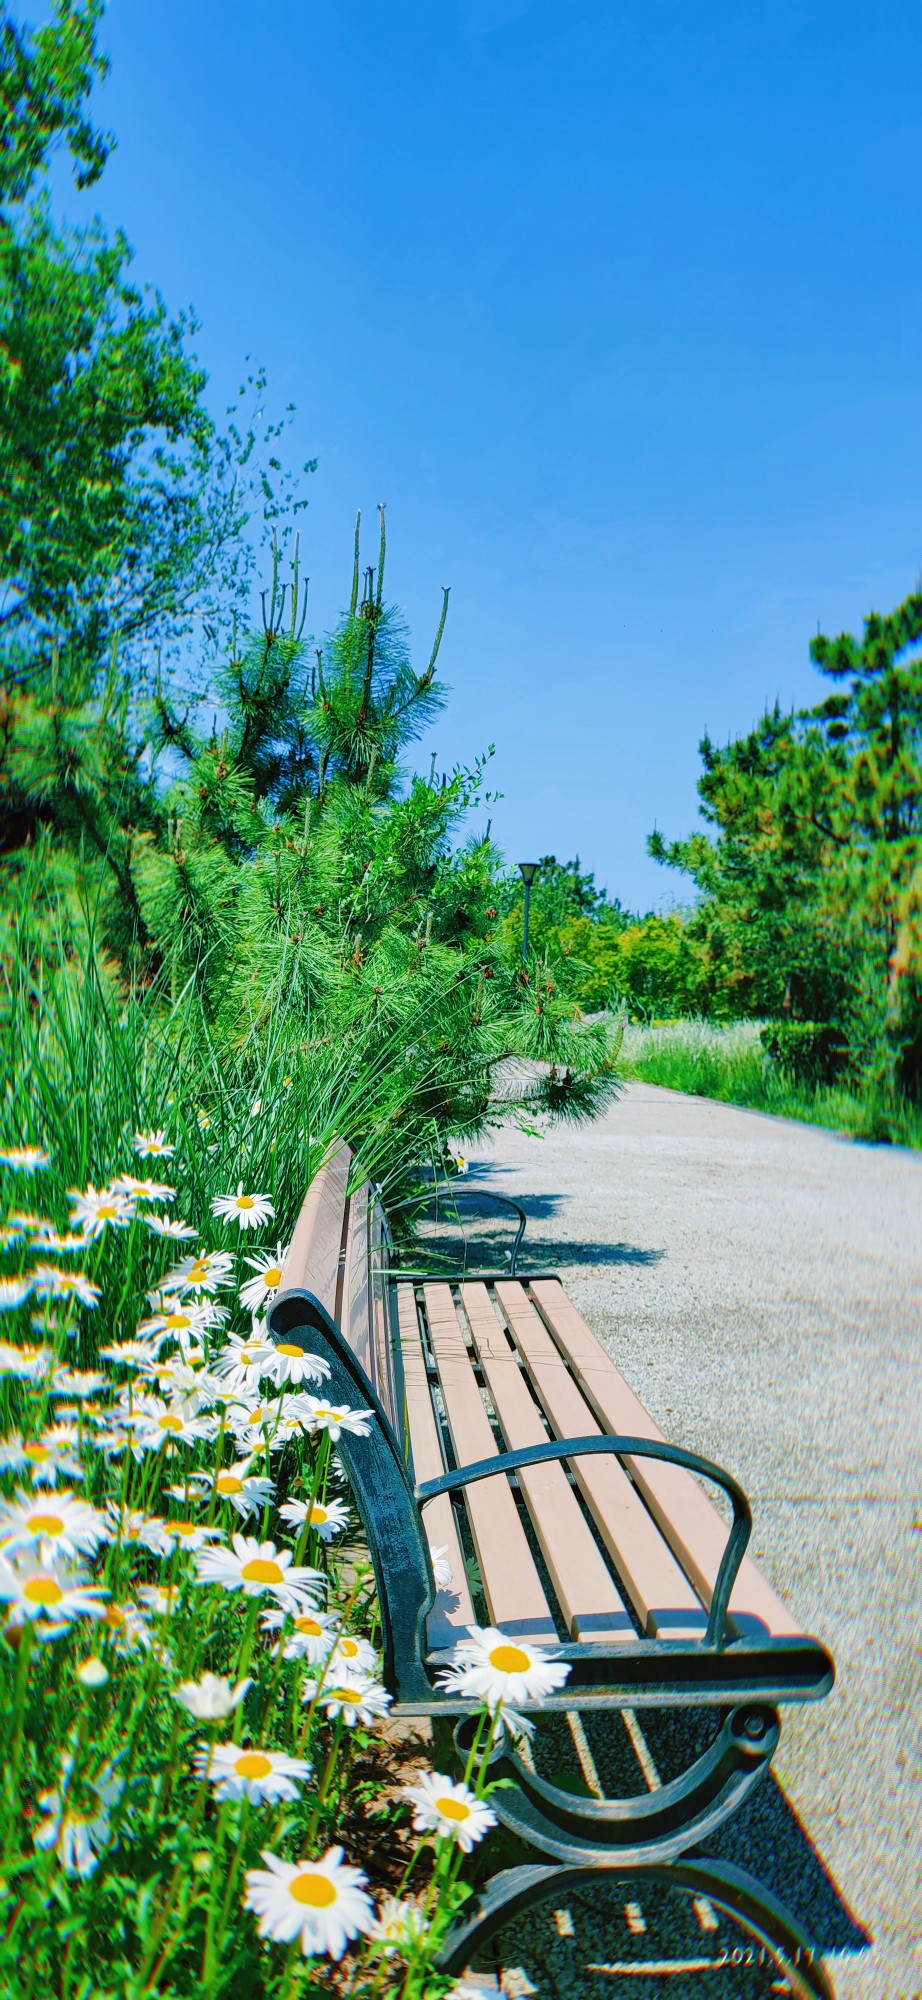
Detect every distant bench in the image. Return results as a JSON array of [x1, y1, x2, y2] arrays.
[[270, 1144, 835, 1996]]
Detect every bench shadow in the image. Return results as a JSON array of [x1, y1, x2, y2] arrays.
[[465, 1709, 869, 1997]]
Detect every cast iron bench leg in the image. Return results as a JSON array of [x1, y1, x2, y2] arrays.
[[434, 1854, 835, 1999]]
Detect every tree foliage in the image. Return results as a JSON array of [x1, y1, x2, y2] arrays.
[[0, 0, 311, 684], [649, 588, 922, 1099]]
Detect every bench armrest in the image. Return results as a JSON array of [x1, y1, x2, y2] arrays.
[[416, 1434, 752, 1652]]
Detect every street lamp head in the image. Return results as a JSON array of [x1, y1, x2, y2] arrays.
[[517, 861, 539, 886]]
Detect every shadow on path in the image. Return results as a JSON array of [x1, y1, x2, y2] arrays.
[[467, 1711, 869, 1998]]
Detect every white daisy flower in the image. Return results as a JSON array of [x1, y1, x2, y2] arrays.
[[111, 1174, 176, 1202], [34, 1755, 123, 1876], [195, 1109, 212, 1130], [250, 1098, 262, 1116], [9, 1211, 48, 1230], [304, 1673, 392, 1727], [194, 1532, 323, 1611], [243, 1257, 289, 1320], [0, 1276, 33, 1312], [142, 1215, 198, 1241], [210, 1185, 276, 1233], [0, 1426, 82, 1486], [67, 1185, 135, 1240], [98, 1599, 154, 1653], [75, 1657, 109, 1688], [238, 1244, 289, 1313], [296, 1396, 373, 1442], [261, 1606, 339, 1663], [132, 1130, 175, 1160], [278, 1496, 349, 1542], [157, 1517, 223, 1554], [0, 1554, 108, 1630], [209, 1461, 275, 1519], [137, 1296, 217, 1349], [48, 1370, 106, 1400], [0, 1146, 51, 1174], [210, 1331, 278, 1395], [403, 1770, 496, 1852], [172, 1672, 253, 1721], [0, 1489, 111, 1563], [100, 1339, 158, 1368], [160, 1250, 235, 1297], [105, 1507, 172, 1557], [326, 1633, 378, 1678], [429, 1544, 454, 1591], [195, 1740, 313, 1804], [30, 1267, 101, 1309], [137, 1582, 183, 1619], [368, 1895, 429, 1953], [226, 1404, 287, 1455], [0, 1339, 52, 1379], [33, 1230, 92, 1256], [243, 1846, 374, 1961], [265, 1342, 332, 1390], [132, 1398, 217, 1453], [0, 1222, 27, 1250], [436, 1626, 571, 1709]]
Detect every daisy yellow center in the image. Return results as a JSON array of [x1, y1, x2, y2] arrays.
[[166, 1313, 192, 1330], [187, 1261, 211, 1280], [290, 1872, 336, 1908], [172, 1522, 197, 1537], [310, 1506, 328, 1523], [234, 1751, 272, 1780], [98, 1204, 118, 1220], [435, 1795, 471, 1822], [241, 1558, 284, 1584], [23, 1443, 51, 1461], [216, 1474, 243, 1494], [104, 1605, 127, 1628], [239, 1349, 256, 1364], [488, 1644, 532, 1674], [338, 1639, 360, 1658], [276, 1344, 303, 1357], [24, 1575, 65, 1606], [236, 1196, 255, 1211], [28, 1512, 64, 1535], [295, 1615, 323, 1635], [263, 1267, 282, 1287], [333, 1686, 362, 1703], [157, 1414, 184, 1433]]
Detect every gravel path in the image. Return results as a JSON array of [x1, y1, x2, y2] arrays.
[[470, 1082, 921, 1998]]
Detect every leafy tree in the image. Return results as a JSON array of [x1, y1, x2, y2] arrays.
[[649, 588, 922, 1099], [0, 0, 310, 685]]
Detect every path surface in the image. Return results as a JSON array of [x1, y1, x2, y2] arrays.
[[470, 1082, 921, 1998]]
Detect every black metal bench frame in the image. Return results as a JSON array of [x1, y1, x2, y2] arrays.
[[268, 1195, 836, 1997]]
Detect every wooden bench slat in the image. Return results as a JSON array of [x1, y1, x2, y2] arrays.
[[396, 1286, 476, 1648], [529, 1279, 803, 1640], [422, 1283, 559, 1642], [492, 1281, 706, 1639], [461, 1284, 636, 1642], [279, 1143, 351, 1315]]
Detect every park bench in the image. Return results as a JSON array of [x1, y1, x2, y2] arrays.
[[268, 1144, 836, 1996]]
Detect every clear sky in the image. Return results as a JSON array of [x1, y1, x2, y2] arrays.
[[63, 0, 922, 908]]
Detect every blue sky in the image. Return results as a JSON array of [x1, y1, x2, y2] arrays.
[[64, 0, 922, 907]]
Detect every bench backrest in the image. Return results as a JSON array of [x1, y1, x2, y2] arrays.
[[274, 1148, 433, 1699]]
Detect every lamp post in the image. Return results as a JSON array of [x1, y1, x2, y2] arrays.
[[517, 861, 539, 961]]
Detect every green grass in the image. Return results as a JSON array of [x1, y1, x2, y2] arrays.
[[618, 1017, 922, 1148]]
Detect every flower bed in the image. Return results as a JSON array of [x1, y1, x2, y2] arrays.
[[0, 1131, 569, 1997]]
